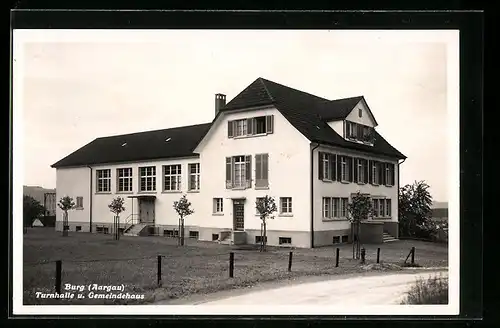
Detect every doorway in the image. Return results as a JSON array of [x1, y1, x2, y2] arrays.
[[233, 200, 245, 231], [139, 198, 155, 224]]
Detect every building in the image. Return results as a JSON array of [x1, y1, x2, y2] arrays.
[[51, 78, 406, 247], [23, 186, 56, 216]]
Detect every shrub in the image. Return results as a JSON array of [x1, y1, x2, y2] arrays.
[[401, 273, 448, 304]]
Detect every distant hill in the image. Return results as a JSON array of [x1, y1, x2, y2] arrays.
[[23, 185, 56, 205], [432, 201, 448, 209]]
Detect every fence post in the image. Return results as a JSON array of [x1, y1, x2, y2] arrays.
[[360, 248, 366, 264], [55, 260, 62, 293], [335, 248, 339, 267], [411, 247, 415, 265], [157, 255, 162, 286], [229, 252, 234, 278], [288, 251, 293, 272], [377, 248, 381, 264]]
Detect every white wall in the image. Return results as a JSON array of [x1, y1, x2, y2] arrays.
[[56, 167, 91, 224], [90, 158, 202, 226], [345, 99, 376, 127], [327, 120, 344, 137], [312, 145, 399, 232], [198, 107, 312, 232]]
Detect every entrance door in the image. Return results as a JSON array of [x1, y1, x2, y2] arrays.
[[233, 201, 245, 231], [139, 199, 155, 224]]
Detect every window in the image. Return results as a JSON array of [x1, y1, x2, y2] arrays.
[[280, 197, 292, 214], [358, 108, 363, 117], [76, 196, 83, 209], [233, 156, 246, 188], [346, 121, 374, 144], [164, 230, 179, 238], [76, 226, 82, 232], [255, 236, 267, 244], [234, 119, 248, 137], [385, 163, 395, 186], [228, 115, 274, 138], [96, 169, 111, 192], [189, 231, 199, 239], [322, 153, 331, 180], [372, 161, 379, 185], [213, 198, 224, 214], [212, 234, 219, 241], [139, 166, 156, 192], [255, 154, 269, 188], [163, 165, 181, 191], [373, 199, 379, 217], [357, 159, 364, 183], [188, 163, 200, 191], [341, 198, 348, 217], [341, 235, 349, 243], [117, 168, 133, 192], [279, 237, 292, 245], [256, 197, 265, 215], [96, 226, 104, 233], [379, 199, 385, 217], [332, 198, 340, 217], [386, 199, 392, 217], [323, 197, 331, 218], [226, 155, 251, 189], [341, 156, 350, 182], [333, 236, 341, 244]]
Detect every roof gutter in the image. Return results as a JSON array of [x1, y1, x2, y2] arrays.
[[310, 142, 320, 248], [87, 166, 93, 233]]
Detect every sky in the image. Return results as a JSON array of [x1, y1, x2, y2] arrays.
[[15, 30, 456, 202]]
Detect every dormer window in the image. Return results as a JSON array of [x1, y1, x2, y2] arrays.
[[228, 115, 274, 139], [345, 121, 375, 144]]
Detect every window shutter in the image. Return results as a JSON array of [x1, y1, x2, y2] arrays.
[[227, 121, 233, 138], [263, 154, 269, 186], [337, 156, 342, 181], [225, 157, 232, 188], [368, 160, 373, 185], [255, 154, 262, 181], [266, 115, 274, 134], [381, 163, 387, 185], [390, 163, 395, 186], [331, 154, 337, 181], [364, 159, 369, 184], [348, 157, 353, 182], [353, 158, 358, 183], [245, 155, 252, 188], [318, 152, 324, 180], [247, 118, 254, 136]]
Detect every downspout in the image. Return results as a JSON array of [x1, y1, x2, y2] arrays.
[[397, 158, 406, 238], [87, 166, 93, 233], [310, 142, 320, 248]]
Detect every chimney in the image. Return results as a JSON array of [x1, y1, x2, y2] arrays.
[[215, 93, 226, 116]]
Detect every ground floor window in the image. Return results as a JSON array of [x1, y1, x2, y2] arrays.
[[279, 237, 292, 245], [164, 230, 179, 238], [189, 231, 199, 239], [212, 234, 219, 241], [75, 226, 82, 232], [255, 235, 267, 244]]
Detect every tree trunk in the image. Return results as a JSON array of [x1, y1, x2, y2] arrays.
[[117, 215, 120, 240], [356, 222, 361, 259], [263, 221, 267, 252], [62, 211, 68, 237], [352, 222, 355, 259], [178, 218, 181, 246], [260, 221, 264, 252], [182, 219, 186, 246]]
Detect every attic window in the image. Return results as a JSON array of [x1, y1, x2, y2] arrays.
[[121, 143, 127, 147], [358, 108, 362, 117], [165, 138, 171, 142]]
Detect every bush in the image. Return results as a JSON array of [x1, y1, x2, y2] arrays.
[[401, 273, 448, 304]]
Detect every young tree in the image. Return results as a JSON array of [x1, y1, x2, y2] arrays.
[[23, 195, 45, 233], [347, 192, 373, 260], [57, 196, 75, 237], [173, 194, 194, 246], [255, 195, 277, 252], [399, 181, 433, 238], [108, 196, 126, 240]]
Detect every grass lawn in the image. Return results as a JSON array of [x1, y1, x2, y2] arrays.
[[23, 228, 448, 305]]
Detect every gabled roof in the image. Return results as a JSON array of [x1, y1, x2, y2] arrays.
[[221, 78, 406, 159], [51, 123, 211, 168]]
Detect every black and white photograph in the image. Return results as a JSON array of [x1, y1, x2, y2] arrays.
[[13, 26, 461, 316]]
